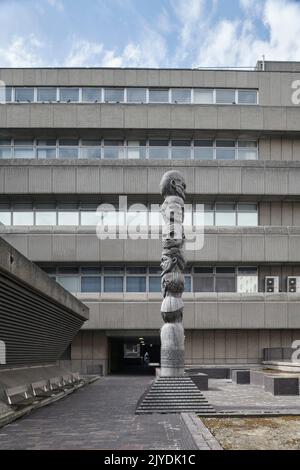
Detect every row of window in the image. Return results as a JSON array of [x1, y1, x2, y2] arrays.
[[0, 138, 258, 161], [0, 203, 258, 227], [41, 266, 258, 294], [2, 87, 258, 105]]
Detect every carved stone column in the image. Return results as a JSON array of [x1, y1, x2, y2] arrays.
[[159, 170, 186, 377]]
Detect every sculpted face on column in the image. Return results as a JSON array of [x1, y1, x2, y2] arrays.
[[160, 170, 186, 201]]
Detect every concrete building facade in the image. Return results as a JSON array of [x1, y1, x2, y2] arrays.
[[1, 61, 300, 374]]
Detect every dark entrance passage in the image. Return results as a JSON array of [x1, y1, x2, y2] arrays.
[[109, 336, 160, 374]]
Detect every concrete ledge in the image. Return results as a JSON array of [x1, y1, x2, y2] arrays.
[[264, 375, 299, 396], [263, 361, 300, 372], [181, 413, 223, 450], [232, 370, 250, 384]]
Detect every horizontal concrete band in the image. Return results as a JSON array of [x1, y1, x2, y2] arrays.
[[1, 104, 300, 131], [0, 236, 88, 319], [2, 228, 300, 263], [0, 67, 298, 108], [81, 299, 300, 330], [1, 161, 300, 196]]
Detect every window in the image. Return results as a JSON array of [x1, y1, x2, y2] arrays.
[[59, 139, 78, 159], [14, 139, 34, 159], [104, 88, 124, 103], [194, 140, 214, 160], [59, 88, 79, 102], [193, 89, 213, 104], [37, 87, 57, 102], [13, 211, 34, 225], [37, 140, 57, 159], [149, 89, 169, 103], [238, 90, 257, 104], [81, 276, 101, 292], [171, 89, 191, 104], [193, 267, 214, 292], [103, 140, 123, 159], [0, 212, 11, 225], [57, 276, 79, 292], [237, 267, 258, 293], [126, 276, 146, 292], [35, 211, 56, 225], [237, 141, 257, 160], [215, 204, 236, 226], [126, 210, 147, 227], [203, 204, 214, 226], [149, 140, 169, 159], [127, 88, 147, 103], [216, 140, 235, 160], [0, 140, 12, 159], [81, 211, 101, 225], [104, 276, 123, 292], [5, 87, 12, 102], [171, 140, 191, 160], [216, 89, 236, 104], [184, 276, 192, 292], [237, 204, 258, 226], [82, 88, 102, 102], [215, 267, 235, 292], [15, 87, 34, 102], [81, 140, 101, 159], [127, 140, 146, 159], [149, 276, 161, 292], [58, 211, 79, 225]]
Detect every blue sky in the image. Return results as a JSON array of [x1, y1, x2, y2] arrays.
[[0, 0, 300, 67]]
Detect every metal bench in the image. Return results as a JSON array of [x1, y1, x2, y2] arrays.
[[71, 372, 84, 386], [48, 376, 66, 392], [5, 385, 37, 408], [31, 379, 55, 398]]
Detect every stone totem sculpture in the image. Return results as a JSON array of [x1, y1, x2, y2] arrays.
[[159, 170, 186, 377]]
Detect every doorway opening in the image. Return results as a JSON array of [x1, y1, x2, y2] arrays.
[[109, 335, 160, 374]]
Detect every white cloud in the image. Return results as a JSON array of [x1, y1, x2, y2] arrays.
[[47, 0, 64, 11], [0, 34, 45, 67], [192, 0, 300, 67], [65, 40, 104, 67]]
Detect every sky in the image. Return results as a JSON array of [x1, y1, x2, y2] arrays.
[[0, 0, 300, 68]]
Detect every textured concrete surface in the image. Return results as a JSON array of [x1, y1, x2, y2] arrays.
[[203, 379, 300, 413], [0, 376, 198, 450]]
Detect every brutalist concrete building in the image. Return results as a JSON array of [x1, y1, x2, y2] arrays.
[[1, 60, 300, 375]]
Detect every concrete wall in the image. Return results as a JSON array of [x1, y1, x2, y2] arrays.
[[2, 226, 300, 264], [259, 201, 300, 225], [1, 103, 300, 132], [0, 67, 300, 107], [73, 293, 300, 330], [1, 160, 300, 197], [260, 137, 300, 161], [185, 329, 300, 364]]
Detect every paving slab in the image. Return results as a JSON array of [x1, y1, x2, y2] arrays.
[[0, 376, 200, 450]]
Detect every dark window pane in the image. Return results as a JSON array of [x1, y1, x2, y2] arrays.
[[238, 267, 257, 275], [149, 277, 161, 292], [171, 89, 191, 103], [37, 87, 57, 102], [104, 88, 124, 102], [104, 276, 123, 292], [149, 267, 161, 274], [238, 90, 257, 104], [149, 89, 169, 103], [103, 267, 124, 274], [126, 276, 146, 292], [81, 276, 101, 292], [82, 87, 102, 102], [193, 276, 214, 292], [215, 277, 235, 292], [216, 89, 235, 104], [81, 267, 101, 275], [216, 267, 235, 274], [127, 88, 147, 103], [194, 267, 214, 273], [126, 267, 147, 274], [184, 276, 191, 292], [60, 88, 79, 102], [15, 87, 34, 102]]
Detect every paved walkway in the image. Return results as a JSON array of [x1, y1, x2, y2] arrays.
[[0, 376, 197, 450]]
